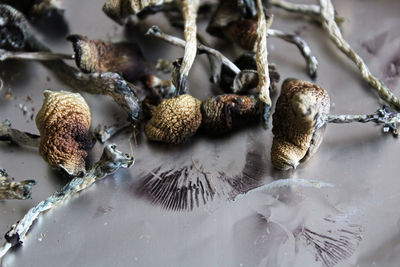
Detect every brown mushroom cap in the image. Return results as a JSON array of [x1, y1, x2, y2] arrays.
[[201, 94, 261, 134], [36, 90, 92, 176], [271, 79, 330, 170], [145, 94, 202, 144], [67, 34, 147, 83], [225, 18, 258, 51]]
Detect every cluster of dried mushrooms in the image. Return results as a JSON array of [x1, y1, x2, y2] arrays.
[[0, 0, 399, 262]]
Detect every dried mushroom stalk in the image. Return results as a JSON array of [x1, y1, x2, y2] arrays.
[[0, 49, 73, 61], [325, 107, 400, 136], [0, 144, 134, 260], [0, 5, 141, 123], [36, 90, 92, 176], [270, 0, 400, 111], [0, 120, 40, 147], [255, 0, 273, 125], [207, 0, 318, 78], [317, 0, 400, 110], [271, 79, 330, 170], [0, 169, 36, 200], [146, 25, 240, 76], [93, 123, 131, 143], [174, 0, 199, 94]]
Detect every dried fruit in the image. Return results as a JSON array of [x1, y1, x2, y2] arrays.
[[145, 94, 201, 144], [36, 90, 92, 176], [271, 79, 330, 170], [201, 94, 261, 134]]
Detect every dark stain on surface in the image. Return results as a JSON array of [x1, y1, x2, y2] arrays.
[[135, 143, 267, 211]]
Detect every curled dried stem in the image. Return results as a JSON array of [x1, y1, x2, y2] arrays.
[[255, 0, 273, 126], [146, 25, 240, 74], [0, 120, 40, 147], [175, 0, 199, 94], [0, 49, 74, 61], [0, 169, 36, 200], [317, 0, 400, 111], [0, 144, 134, 260], [325, 107, 400, 136], [268, 29, 318, 79]]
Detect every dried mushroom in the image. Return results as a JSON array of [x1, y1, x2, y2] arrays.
[[67, 35, 148, 83], [201, 94, 262, 134], [271, 79, 330, 170], [145, 94, 202, 144], [0, 168, 36, 200], [36, 90, 92, 176]]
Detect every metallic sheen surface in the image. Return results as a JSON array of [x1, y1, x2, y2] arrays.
[[1, 0, 400, 266]]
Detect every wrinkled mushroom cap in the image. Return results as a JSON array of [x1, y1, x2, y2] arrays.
[[201, 94, 261, 134], [271, 79, 330, 170], [145, 94, 202, 144], [67, 34, 147, 83], [36, 90, 92, 176]]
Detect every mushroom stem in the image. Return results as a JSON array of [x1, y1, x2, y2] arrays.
[[175, 0, 199, 94], [0, 169, 36, 200], [255, 0, 273, 127], [317, 0, 400, 111], [268, 0, 344, 24], [146, 25, 241, 75], [269, 0, 400, 111], [0, 144, 134, 260], [324, 107, 400, 136], [0, 49, 74, 61], [0, 120, 40, 147], [267, 29, 318, 79]]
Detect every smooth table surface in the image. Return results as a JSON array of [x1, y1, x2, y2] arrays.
[[1, 0, 400, 266]]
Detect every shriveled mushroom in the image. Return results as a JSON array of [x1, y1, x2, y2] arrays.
[[145, 94, 202, 144], [67, 35, 148, 83], [36, 90, 93, 176], [201, 94, 262, 134], [271, 79, 330, 170]]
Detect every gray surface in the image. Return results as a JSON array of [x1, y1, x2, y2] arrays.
[[1, 0, 400, 266]]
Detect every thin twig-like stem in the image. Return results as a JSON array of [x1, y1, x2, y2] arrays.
[[268, 0, 344, 24], [0, 120, 40, 147], [317, 0, 400, 111], [0, 49, 74, 61], [255, 0, 273, 126], [176, 0, 199, 94], [196, 33, 219, 84], [268, 29, 318, 79], [0, 144, 134, 260], [0, 169, 36, 200], [324, 107, 400, 135], [146, 25, 241, 74]]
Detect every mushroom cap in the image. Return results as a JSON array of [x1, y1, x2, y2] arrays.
[[201, 94, 261, 134], [36, 90, 92, 176], [145, 94, 202, 144], [225, 18, 258, 51], [67, 34, 147, 83], [271, 79, 330, 170]]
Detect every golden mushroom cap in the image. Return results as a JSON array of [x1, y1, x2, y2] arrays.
[[201, 94, 261, 134], [36, 90, 92, 176], [271, 79, 330, 170], [145, 94, 202, 144]]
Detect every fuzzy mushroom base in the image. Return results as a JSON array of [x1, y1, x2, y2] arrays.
[[145, 94, 202, 144], [271, 79, 330, 170], [35, 90, 92, 176]]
